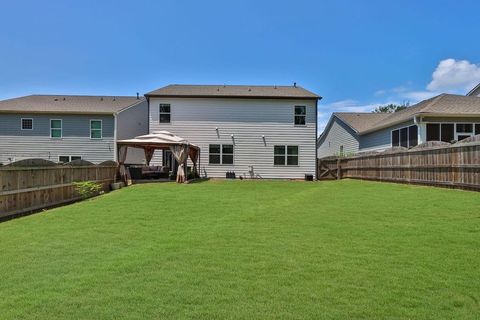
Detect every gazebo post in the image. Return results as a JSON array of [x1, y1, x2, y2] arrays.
[[183, 155, 188, 182]]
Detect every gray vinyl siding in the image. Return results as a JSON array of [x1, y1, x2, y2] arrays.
[[149, 98, 317, 179], [317, 117, 359, 158], [117, 100, 148, 164], [359, 120, 414, 151], [0, 113, 115, 164]]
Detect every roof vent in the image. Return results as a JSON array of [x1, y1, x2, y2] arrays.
[[274, 85, 277, 89], [293, 82, 297, 88], [113, 97, 116, 101], [248, 88, 252, 92], [136, 92, 139, 99], [54, 98, 58, 101], [63, 97, 66, 101], [100, 97, 103, 101]]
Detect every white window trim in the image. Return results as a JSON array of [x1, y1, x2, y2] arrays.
[[159, 104, 171, 124], [50, 119, 62, 139], [391, 125, 418, 148], [208, 144, 234, 165], [21, 118, 33, 130], [90, 119, 103, 139], [294, 106, 307, 126], [274, 145, 299, 166]]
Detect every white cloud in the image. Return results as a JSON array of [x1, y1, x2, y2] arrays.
[[400, 90, 439, 102], [427, 58, 480, 92]]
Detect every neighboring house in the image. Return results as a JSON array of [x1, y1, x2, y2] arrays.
[[0, 95, 148, 165], [318, 94, 480, 158], [467, 83, 480, 97], [145, 84, 321, 179]]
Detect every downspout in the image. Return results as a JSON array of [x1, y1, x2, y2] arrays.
[[113, 113, 118, 162]]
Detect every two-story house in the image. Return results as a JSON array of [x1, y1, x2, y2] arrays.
[[0, 94, 148, 165], [145, 84, 321, 179]]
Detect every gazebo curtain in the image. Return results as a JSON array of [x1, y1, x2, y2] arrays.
[[118, 145, 128, 182], [170, 145, 189, 183], [144, 147, 155, 165], [189, 147, 199, 176]]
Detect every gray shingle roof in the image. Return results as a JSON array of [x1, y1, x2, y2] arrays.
[[334, 112, 391, 133], [334, 94, 480, 134], [0, 95, 145, 114], [145, 84, 321, 99]]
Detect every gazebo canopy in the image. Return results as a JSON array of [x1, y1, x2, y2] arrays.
[[117, 131, 200, 183], [117, 131, 199, 150]]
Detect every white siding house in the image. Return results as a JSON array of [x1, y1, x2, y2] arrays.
[[146, 85, 320, 179]]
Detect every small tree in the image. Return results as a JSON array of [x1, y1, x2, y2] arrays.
[[373, 102, 409, 113]]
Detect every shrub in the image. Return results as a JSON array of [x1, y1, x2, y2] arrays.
[[73, 181, 102, 199]]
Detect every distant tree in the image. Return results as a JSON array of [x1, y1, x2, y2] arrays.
[[373, 102, 409, 113]]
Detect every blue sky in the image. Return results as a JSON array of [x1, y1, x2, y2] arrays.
[[1, 0, 479, 131]]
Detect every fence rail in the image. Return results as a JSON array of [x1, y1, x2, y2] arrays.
[[318, 140, 480, 191], [0, 162, 118, 218]]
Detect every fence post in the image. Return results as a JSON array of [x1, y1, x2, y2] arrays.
[[337, 158, 341, 180]]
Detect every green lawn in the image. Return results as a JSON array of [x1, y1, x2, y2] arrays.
[[0, 180, 479, 319]]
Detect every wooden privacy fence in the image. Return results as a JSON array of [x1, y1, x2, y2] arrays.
[[0, 159, 118, 218], [318, 139, 480, 191]]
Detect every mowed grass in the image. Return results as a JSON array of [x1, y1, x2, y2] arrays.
[[0, 180, 479, 319]]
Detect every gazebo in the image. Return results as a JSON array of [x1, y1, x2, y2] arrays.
[[117, 131, 200, 183]]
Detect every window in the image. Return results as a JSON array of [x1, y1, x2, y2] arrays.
[[159, 104, 171, 123], [456, 123, 473, 141], [274, 145, 299, 166], [400, 127, 408, 147], [90, 120, 102, 139], [426, 122, 480, 142], [408, 125, 418, 147], [294, 106, 306, 125], [391, 130, 400, 147], [58, 156, 82, 163], [456, 123, 473, 133], [50, 119, 62, 138], [426, 123, 440, 141], [438, 123, 454, 143], [391, 125, 418, 148], [209, 144, 233, 164], [339, 145, 344, 156], [59, 156, 70, 163], [21, 118, 33, 130]]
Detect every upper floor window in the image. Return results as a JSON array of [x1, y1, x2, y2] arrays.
[[90, 120, 102, 139], [274, 145, 299, 166], [209, 144, 234, 165], [50, 119, 62, 138], [21, 118, 33, 130], [159, 104, 171, 123], [294, 106, 306, 125], [391, 125, 418, 148]]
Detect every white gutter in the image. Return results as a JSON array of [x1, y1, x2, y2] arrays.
[[113, 113, 118, 162]]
